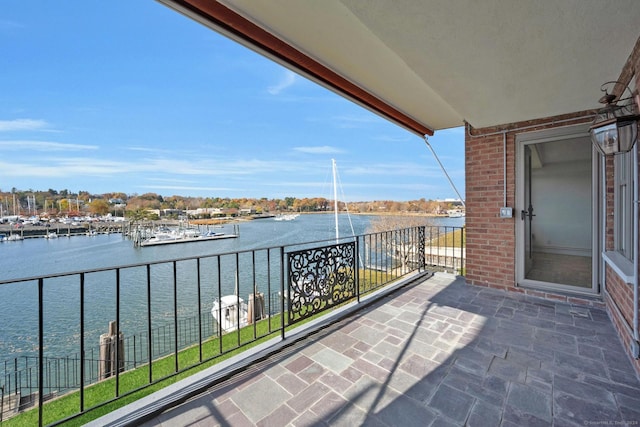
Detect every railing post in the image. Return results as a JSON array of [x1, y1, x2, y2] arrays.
[[14, 357, 17, 401], [38, 277, 44, 427], [280, 246, 285, 340], [146, 264, 153, 384], [419, 226, 426, 272], [79, 273, 85, 412], [356, 237, 360, 303], [172, 261, 179, 373], [217, 256, 223, 354], [115, 268, 121, 396], [461, 225, 465, 274], [234, 254, 240, 348], [267, 249, 272, 333], [196, 258, 203, 363]]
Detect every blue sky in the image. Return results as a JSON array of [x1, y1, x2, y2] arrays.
[[0, 1, 464, 202]]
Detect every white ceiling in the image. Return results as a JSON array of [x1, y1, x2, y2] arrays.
[[213, 0, 640, 132]]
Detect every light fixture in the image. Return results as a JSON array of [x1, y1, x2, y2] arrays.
[[589, 81, 640, 155]]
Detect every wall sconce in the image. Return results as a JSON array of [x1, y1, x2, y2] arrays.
[[589, 81, 639, 155]]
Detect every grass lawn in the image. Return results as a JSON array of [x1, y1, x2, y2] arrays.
[[429, 226, 465, 248]]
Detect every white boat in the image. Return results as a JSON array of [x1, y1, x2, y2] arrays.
[[447, 211, 465, 218], [211, 295, 248, 334], [274, 214, 299, 221], [46, 232, 58, 239], [139, 228, 237, 247], [6, 234, 23, 241]]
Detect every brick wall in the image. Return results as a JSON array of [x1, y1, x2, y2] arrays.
[[606, 264, 640, 375], [464, 114, 593, 290], [465, 129, 515, 288], [607, 265, 636, 327]]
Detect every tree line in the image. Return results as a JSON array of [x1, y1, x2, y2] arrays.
[[0, 189, 461, 218]]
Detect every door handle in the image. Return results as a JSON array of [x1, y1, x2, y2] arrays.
[[521, 206, 536, 220]]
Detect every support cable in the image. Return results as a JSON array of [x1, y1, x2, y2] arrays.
[[423, 136, 465, 208]]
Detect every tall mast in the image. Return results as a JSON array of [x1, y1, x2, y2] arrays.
[[332, 159, 339, 242]]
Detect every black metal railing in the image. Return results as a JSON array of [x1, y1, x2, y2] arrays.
[[0, 225, 464, 426]]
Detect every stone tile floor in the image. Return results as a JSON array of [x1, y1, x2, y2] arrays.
[[137, 273, 640, 426]]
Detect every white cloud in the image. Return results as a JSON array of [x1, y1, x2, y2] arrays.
[[0, 155, 315, 180], [346, 162, 441, 177], [293, 146, 345, 154], [332, 114, 382, 129], [0, 140, 98, 151], [0, 20, 24, 32], [267, 70, 297, 95], [0, 119, 49, 132], [373, 134, 413, 143]]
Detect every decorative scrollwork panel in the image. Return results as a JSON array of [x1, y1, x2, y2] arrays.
[[418, 226, 426, 269], [287, 242, 356, 324]]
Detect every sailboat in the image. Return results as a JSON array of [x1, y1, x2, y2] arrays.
[[211, 159, 349, 332]]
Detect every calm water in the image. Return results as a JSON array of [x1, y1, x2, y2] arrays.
[[0, 214, 463, 361]]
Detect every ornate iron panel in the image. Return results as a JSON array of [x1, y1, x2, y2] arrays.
[[287, 242, 356, 324], [418, 226, 426, 269]]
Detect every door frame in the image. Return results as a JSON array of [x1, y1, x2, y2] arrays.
[[515, 123, 601, 295]]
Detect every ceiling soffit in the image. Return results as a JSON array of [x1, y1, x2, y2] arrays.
[[160, 0, 640, 132]]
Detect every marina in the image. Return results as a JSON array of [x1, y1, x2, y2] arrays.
[[0, 214, 464, 412]]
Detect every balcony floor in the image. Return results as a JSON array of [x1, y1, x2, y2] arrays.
[[125, 273, 639, 426]]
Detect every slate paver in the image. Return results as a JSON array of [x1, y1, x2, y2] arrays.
[[467, 400, 502, 427], [428, 383, 475, 423], [488, 356, 527, 382], [507, 382, 552, 422], [230, 376, 292, 424], [310, 347, 352, 374]]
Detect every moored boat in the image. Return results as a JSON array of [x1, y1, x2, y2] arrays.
[[211, 292, 265, 334], [139, 228, 237, 247], [211, 295, 248, 334]]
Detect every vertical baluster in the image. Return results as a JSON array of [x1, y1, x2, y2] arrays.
[[80, 272, 85, 411], [267, 249, 272, 332], [146, 264, 152, 384], [37, 278, 43, 427], [115, 268, 121, 396], [174, 261, 179, 369], [217, 256, 223, 354], [445, 226, 449, 270], [13, 358, 16, 400], [376, 232, 381, 287], [234, 254, 240, 347], [197, 258, 202, 363], [355, 237, 360, 303], [280, 246, 286, 339], [252, 251, 257, 339]]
